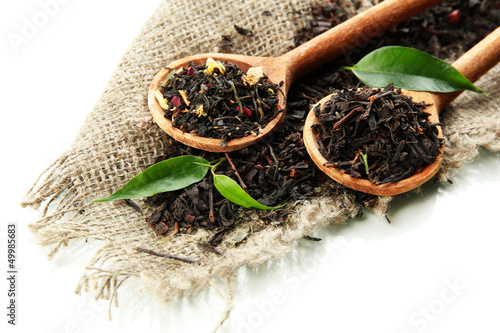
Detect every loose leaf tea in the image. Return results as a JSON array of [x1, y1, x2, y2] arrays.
[[344, 46, 483, 93], [157, 58, 282, 146], [96, 153, 282, 216], [193, 157, 285, 210], [234, 24, 254, 37], [94, 155, 210, 202], [312, 84, 443, 184]]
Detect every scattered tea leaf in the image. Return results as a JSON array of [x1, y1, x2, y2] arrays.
[[212, 174, 283, 210], [345, 46, 483, 93], [94, 155, 210, 202], [303, 235, 322, 242], [234, 24, 254, 36]]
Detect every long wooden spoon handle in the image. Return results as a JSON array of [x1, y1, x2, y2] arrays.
[[432, 26, 500, 112], [280, 0, 445, 80]]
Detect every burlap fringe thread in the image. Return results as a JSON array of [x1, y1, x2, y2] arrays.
[[21, 0, 500, 331]]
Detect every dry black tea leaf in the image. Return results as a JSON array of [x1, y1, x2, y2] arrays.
[[218, 35, 233, 53], [234, 24, 254, 36]]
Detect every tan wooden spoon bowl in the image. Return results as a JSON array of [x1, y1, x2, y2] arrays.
[[304, 27, 500, 196], [148, 0, 445, 152]]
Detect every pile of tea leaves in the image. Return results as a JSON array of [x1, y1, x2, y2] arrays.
[[312, 84, 443, 184], [294, 1, 500, 60], [144, 129, 329, 244], [156, 59, 282, 146], [144, 0, 499, 240]]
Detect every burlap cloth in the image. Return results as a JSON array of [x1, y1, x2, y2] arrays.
[[22, 0, 500, 330]]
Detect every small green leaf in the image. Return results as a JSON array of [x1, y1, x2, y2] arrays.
[[360, 151, 369, 175], [94, 155, 210, 202], [213, 174, 284, 210], [347, 46, 483, 93]]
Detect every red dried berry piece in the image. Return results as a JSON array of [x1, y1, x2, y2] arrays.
[[237, 106, 253, 117], [187, 66, 196, 76], [447, 9, 460, 23], [171, 95, 182, 107]]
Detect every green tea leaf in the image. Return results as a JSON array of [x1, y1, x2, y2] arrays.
[[94, 155, 210, 202], [213, 174, 283, 210], [346, 46, 483, 93], [360, 151, 369, 175]]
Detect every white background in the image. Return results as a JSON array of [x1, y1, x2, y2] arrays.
[[1, 1, 500, 333]]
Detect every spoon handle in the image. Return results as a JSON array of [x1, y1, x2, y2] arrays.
[[432, 26, 500, 112], [280, 0, 445, 81]]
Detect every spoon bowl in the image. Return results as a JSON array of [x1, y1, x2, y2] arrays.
[[304, 27, 500, 196], [148, 54, 287, 152], [149, 0, 445, 152], [304, 90, 442, 196]]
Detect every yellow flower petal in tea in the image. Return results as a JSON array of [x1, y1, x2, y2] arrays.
[[195, 104, 204, 117], [256, 99, 264, 119], [155, 89, 169, 110], [205, 58, 225, 75], [258, 106, 264, 119], [242, 66, 264, 86], [179, 90, 190, 106]]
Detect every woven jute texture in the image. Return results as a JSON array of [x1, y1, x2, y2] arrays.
[[22, 0, 500, 329]]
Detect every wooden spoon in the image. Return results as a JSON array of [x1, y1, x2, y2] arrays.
[[148, 0, 445, 152], [304, 26, 500, 196]]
